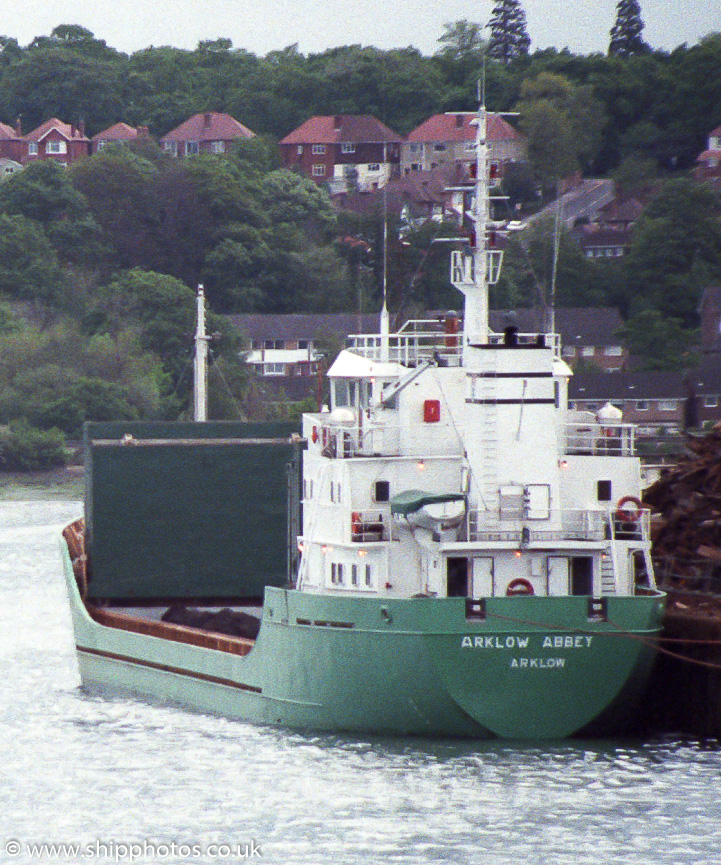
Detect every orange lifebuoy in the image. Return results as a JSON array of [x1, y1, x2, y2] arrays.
[[506, 578, 535, 596], [616, 495, 643, 523]]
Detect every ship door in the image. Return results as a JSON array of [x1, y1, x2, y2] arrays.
[[547, 557, 569, 595], [447, 557, 469, 597], [471, 557, 494, 597], [571, 556, 593, 596]]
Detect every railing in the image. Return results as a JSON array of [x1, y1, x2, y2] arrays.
[[308, 417, 462, 459], [351, 510, 388, 542], [564, 422, 636, 457], [347, 321, 560, 362], [467, 508, 651, 544]]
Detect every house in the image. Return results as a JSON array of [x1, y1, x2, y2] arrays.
[[91, 122, 149, 153], [0, 156, 22, 181], [279, 115, 403, 192], [229, 312, 382, 401], [568, 371, 690, 435], [402, 112, 526, 177], [575, 226, 632, 259], [331, 165, 463, 224], [695, 124, 721, 182], [489, 307, 628, 372], [0, 121, 24, 164], [159, 112, 255, 157], [23, 118, 90, 165]]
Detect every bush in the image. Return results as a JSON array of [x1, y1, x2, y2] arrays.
[[0, 421, 67, 471]]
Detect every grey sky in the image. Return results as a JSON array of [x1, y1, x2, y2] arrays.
[[13, 0, 720, 57]]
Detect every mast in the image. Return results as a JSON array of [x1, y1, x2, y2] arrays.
[[194, 284, 209, 422], [466, 95, 490, 355], [449, 91, 500, 365]]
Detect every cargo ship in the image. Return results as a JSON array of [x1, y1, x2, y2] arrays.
[[61, 99, 664, 739]]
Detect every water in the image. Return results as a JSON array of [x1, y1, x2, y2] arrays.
[[2, 500, 721, 865]]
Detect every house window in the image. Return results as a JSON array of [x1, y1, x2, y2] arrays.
[[28, 142, 38, 155], [163, 141, 178, 156], [562, 346, 576, 357], [298, 340, 308, 349], [312, 164, 326, 176], [341, 143, 356, 153], [604, 346, 623, 356], [297, 145, 303, 154], [410, 163, 421, 172], [433, 143, 447, 152], [97, 140, 107, 150], [409, 143, 420, 152], [46, 141, 67, 154], [264, 363, 285, 375], [367, 163, 380, 172], [311, 144, 326, 155], [658, 400, 677, 412], [465, 142, 477, 151], [581, 346, 595, 357], [185, 141, 199, 156], [704, 395, 718, 408], [210, 141, 225, 154], [636, 400, 648, 411]]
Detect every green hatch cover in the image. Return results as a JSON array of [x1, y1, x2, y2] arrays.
[[84, 421, 302, 602], [390, 489, 466, 516]]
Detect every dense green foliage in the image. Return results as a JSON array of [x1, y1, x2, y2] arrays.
[[0, 23, 719, 453]]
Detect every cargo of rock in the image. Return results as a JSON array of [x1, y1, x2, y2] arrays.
[[643, 425, 721, 590]]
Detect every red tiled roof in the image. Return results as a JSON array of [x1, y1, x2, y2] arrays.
[[161, 112, 255, 142], [24, 118, 89, 142], [406, 112, 522, 144], [92, 122, 140, 142], [279, 115, 403, 146], [0, 122, 18, 139], [697, 149, 721, 162], [710, 125, 721, 137]]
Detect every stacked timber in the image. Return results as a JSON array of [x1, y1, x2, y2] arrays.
[[643, 425, 721, 589]]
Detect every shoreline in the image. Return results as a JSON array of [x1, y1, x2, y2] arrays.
[[0, 465, 85, 500]]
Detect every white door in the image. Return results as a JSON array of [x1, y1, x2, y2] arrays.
[[547, 557, 569, 596], [472, 557, 494, 597]]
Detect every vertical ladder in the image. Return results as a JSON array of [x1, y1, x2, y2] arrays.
[[600, 551, 617, 595], [478, 353, 499, 526]]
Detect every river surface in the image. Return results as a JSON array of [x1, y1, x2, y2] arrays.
[[1, 500, 720, 865]]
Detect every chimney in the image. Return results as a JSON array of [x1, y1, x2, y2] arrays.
[[455, 114, 463, 128], [334, 115, 342, 131], [204, 112, 212, 128], [79, 119, 85, 138], [15, 117, 22, 136]]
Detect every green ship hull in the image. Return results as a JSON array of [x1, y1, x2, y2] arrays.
[[62, 542, 664, 739]]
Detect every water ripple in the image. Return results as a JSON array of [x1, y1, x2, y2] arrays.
[[1, 502, 720, 864]]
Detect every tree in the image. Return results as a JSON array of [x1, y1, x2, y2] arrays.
[[515, 72, 606, 181], [0, 160, 105, 266], [623, 179, 721, 323], [609, 0, 649, 58], [616, 310, 697, 370], [0, 215, 62, 303], [436, 20, 485, 60], [487, 0, 531, 65]]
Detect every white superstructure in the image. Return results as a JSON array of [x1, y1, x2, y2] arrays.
[[297, 100, 654, 605]]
